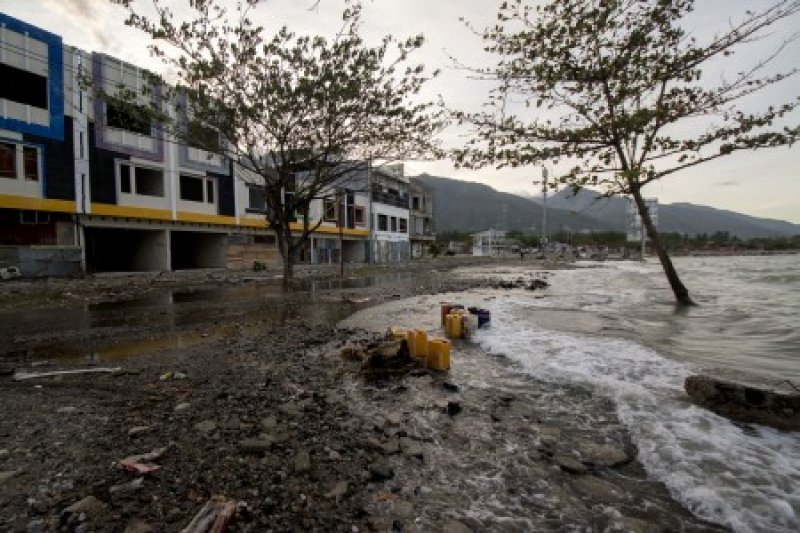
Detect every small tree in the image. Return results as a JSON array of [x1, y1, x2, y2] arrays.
[[108, 0, 441, 285], [455, 0, 800, 305]]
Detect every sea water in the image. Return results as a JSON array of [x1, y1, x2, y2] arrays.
[[470, 255, 800, 532]]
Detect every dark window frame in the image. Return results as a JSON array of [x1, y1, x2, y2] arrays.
[[247, 184, 267, 213], [0, 63, 48, 110], [106, 99, 152, 136], [0, 142, 17, 179], [179, 174, 205, 202], [377, 214, 388, 232], [206, 179, 215, 204], [23, 146, 39, 181], [323, 199, 337, 222], [354, 206, 365, 226], [186, 120, 221, 152], [134, 167, 165, 197]]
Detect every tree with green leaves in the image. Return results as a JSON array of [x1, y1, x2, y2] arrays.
[[454, 0, 800, 305], [107, 0, 441, 284]]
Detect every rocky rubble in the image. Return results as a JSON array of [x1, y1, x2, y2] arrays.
[[0, 263, 732, 532], [0, 323, 410, 532]]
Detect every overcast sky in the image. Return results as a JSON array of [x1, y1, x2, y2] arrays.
[[2, 0, 798, 223]]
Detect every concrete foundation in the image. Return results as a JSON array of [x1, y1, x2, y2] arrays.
[[170, 231, 227, 270], [85, 227, 170, 272], [0, 246, 83, 278]]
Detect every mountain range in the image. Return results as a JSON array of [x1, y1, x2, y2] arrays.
[[414, 175, 800, 239]]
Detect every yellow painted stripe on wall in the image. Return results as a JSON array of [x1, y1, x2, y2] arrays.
[[176, 212, 237, 225], [239, 217, 270, 229], [90, 203, 173, 220], [293, 223, 370, 237], [0, 194, 76, 213]]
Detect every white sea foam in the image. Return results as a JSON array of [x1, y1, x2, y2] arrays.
[[476, 294, 800, 532]]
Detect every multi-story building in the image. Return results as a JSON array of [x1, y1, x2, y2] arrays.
[[370, 163, 410, 263], [0, 13, 372, 276], [408, 177, 435, 258], [0, 14, 81, 275]]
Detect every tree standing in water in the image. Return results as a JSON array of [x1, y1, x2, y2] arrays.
[[455, 0, 800, 305]]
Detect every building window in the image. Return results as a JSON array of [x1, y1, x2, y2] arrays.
[[412, 196, 420, 210], [23, 147, 39, 181], [0, 142, 41, 181], [180, 175, 204, 202], [106, 100, 152, 136], [377, 214, 388, 231], [206, 179, 215, 204], [136, 167, 164, 196], [186, 120, 220, 152], [247, 184, 266, 212], [390, 216, 397, 232], [0, 143, 15, 179], [120, 164, 132, 193], [119, 162, 165, 197], [323, 199, 337, 222], [179, 174, 216, 204], [399, 218, 407, 233], [354, 206, 365, 226], [0, 63, 48, 110]]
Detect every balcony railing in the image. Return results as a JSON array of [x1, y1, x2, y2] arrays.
[[372, 191, 410, 209]]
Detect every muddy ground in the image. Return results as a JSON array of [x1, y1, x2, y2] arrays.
[[0, 258, 726, 532]]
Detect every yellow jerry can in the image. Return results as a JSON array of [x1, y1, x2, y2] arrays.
[[427, 338, 451, 370], [414, 329, 428, 359], [446, 313, 462, 339]]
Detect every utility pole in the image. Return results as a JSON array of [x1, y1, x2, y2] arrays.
[[338, 189, 345, 278], [541, 167, 549, 250]]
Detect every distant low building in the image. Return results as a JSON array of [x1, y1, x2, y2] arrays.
[[472, 229, 508, 257]]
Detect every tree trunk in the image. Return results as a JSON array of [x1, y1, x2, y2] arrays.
[[275, 225, 294, 290], [631, 187, 694, 306]]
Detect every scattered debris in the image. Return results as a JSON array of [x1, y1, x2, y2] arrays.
[[685, 375, 800, 431], [13, 367, 123, 381], [0, 266, 21, 280], [445, 401, 462, 417], [181, 495, 238, 533], [442, 381, 460, 393], [63, 495, 106, 518], [160, 371, 188, 381], [119, 446, 169, 475], [128, 426, 151, 437], [109, 477, 145, 496]]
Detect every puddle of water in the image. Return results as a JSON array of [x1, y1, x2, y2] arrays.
[[0, 270, 441, 365]]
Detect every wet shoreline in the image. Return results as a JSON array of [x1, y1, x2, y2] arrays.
[[0, 260, 730, 531]]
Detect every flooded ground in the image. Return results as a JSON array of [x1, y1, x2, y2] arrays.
[[0, 269, 437, 368], [0, 259, 751, 531]]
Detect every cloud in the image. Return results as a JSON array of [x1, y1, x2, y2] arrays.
[[46, 0, 113, 48]]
